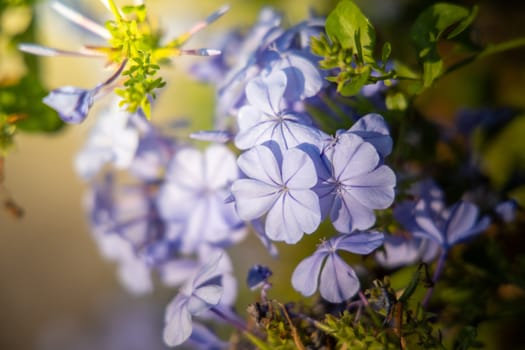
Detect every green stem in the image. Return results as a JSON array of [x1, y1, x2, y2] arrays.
[[243, 331, 272, 350], [445, 36, 525, 76], [105, 0, 122, 21]]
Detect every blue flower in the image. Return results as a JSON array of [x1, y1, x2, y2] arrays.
[[292, 232, 384, 303], [186, 323, 229, 350], [495, 199, 519, 223], [85, 174, 166, 293], [247, 265, 273, 290], [316, 133, 396, 233], [199, 8, 324, 124], [157, 145, 246, 253], [163, 252, 227, 347], [231, 144, 321, 244], [86, 174, 163, 250], [43, 86, 96, 124], [412, 199, 490, 250], [42, 59, 127, 123], [395, 180, 491, 252], [234, 70, 325, 151], [75, 100, 141, 180], [375, 234, 439, 269], [333, 113, 393, 158], [128, 127, 175, 182]]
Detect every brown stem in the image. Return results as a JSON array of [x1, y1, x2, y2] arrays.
[[278, 302, 306, 350]]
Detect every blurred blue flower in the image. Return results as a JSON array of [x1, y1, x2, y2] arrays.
[[412, 199, 490, 250], [42, 59, 127, 123], [231, 144, 321, 244], [75, 100, 141, 180], [395, 180, 490, 252], [292, 232, 384, 303], [186, 323, 229, 350], [85, 174, 165, 294], [495, 199, 519, 223], [95, 232, 154, 295], [455, 107, 515, 136], [163, 252, 227, 347], [375, 234, 439, 269], [128, 128, 175, 182], [247, 265, 273, 290], [157, 145, 246, 253], [316, 133, 396, 233], [190, 8, 324, 126], [43, 86, 96, 124], [87, 174, 164, 252], [235, 70, 325, 151]]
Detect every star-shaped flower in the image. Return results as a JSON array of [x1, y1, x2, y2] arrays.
[[292, 232, 384, 303], [231, 144, 321, 244], [316, 133, 396, 233], [234, 70, 325, 151]]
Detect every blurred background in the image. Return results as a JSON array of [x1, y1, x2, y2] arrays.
[[1, 0, 525, 349]]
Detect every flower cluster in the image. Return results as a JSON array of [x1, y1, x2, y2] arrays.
[[62, 4, 400, 346], [16, 0, 523, 348]]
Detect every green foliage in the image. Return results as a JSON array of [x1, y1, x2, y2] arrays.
[[320, 312, 395, 349], [115, 54, 165, 119], [0, 75, 63, 154], [242, 268, 448, 349], [246, 301, 307, 350], [410, 3, 478, 88], [325, 0, 375, 64], [0, 1, 64, 154], [311, 0, 395, 98], [1, 75, 64, 133], [105, 3, 164, 119], [0, 0, 38, 11]]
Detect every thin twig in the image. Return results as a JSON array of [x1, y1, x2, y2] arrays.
[[278, 302, 306, 350]]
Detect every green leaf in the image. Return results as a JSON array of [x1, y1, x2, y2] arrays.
[[411, 3, 478, 87], [325, 0, 375, 63], [310, 35, 329, 57], [411, 3, 478, 50], [381, 42, 391, 66], [339, 66, 371, 96]]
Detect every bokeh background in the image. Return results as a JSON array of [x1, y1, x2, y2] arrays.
[[1, 0, 525, 349]]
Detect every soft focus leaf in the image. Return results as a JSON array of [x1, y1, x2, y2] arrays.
[[381, 42, 392, 66], [1, 75, 64, 132], [482, 115, 525, 188], [385, 91, 408, 111], [411, 3, 478, 87]]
